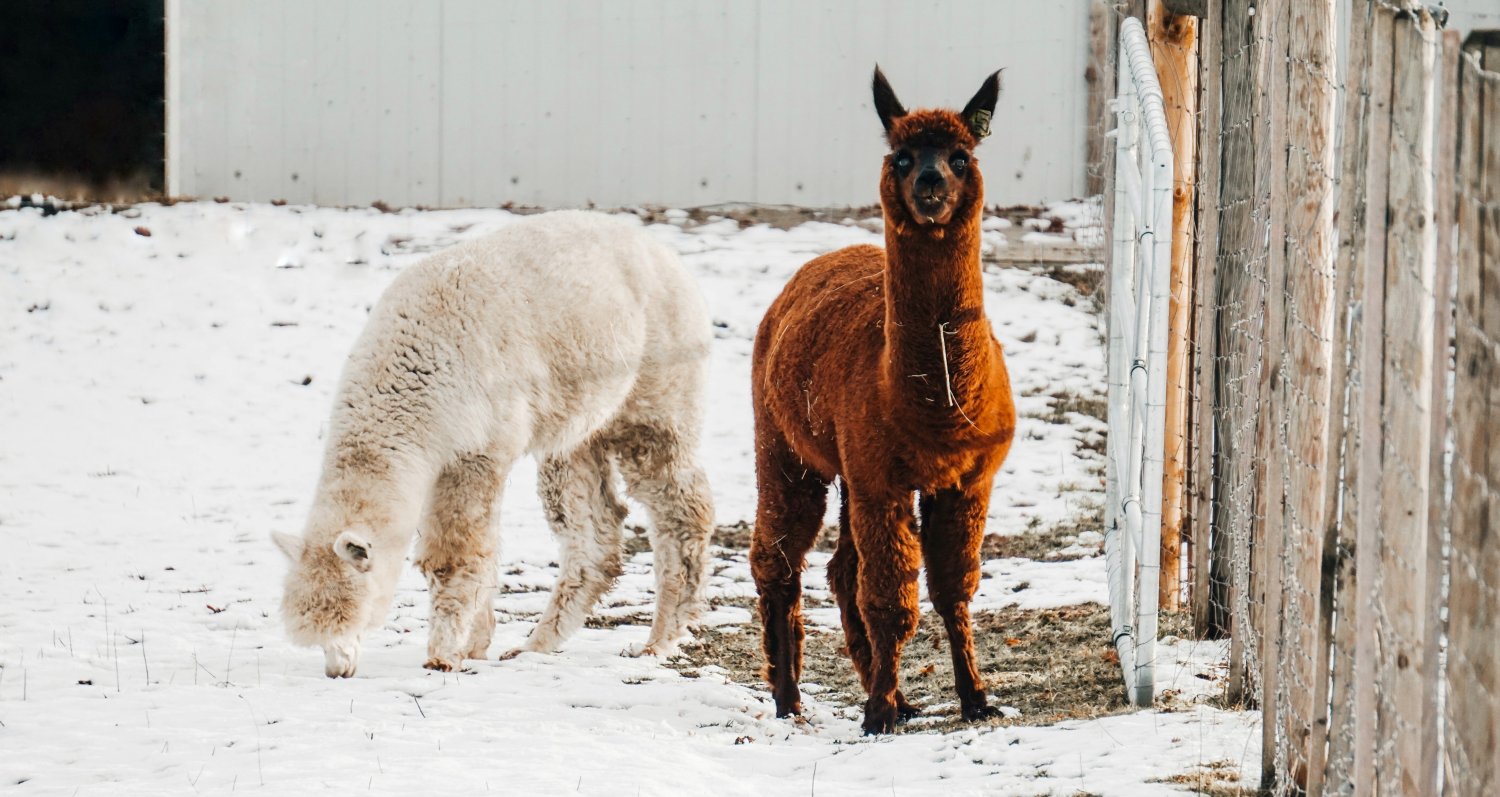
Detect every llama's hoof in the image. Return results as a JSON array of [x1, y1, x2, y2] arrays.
[[422, 656, 457, 672], [773, 696, 803, 719], [498, 646, 537, 661], [895, 693, 921, 722], [961, 702, 1002, 722], [323, 641, 360, 678], [863, 692, 913, 735], [626, 639, 681, 659], [861, 704, 900, 736]]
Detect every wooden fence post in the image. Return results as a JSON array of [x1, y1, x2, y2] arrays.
[[1253, 0, 1290, 784], [1422, 28, 1460, 797], [1349, 6, 1397, 792], [1483, 44, 1500, 789], [1273, 0, 1337, 790], [1321, 0, 1376, 789], [1215, 0, 1267, 708], [1147, 0, 1197, 613], [1189, 0, 1223, 639], [1374, 10, 1441, 793], [1444, 33, 1500, 796], [1086, 1, 1113, 197]]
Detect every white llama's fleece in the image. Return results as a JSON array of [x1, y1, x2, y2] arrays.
[[273, 210, 715, 677]]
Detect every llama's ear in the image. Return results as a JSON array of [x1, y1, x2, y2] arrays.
[[333, 531, 373, 574], [272, 532, 304, 561], [962, 69, 1003, 140], [872, 65, 907, 134]]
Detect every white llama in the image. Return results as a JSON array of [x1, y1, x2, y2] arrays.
[[272, 210, 715, 677]]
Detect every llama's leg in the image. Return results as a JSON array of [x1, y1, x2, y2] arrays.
[[750, 436, 828, 718], [850, 487, 922, 735], [465, 584, 498, 660], [414, 452, 506, 672], [919, 482, 999, 720], [827, 483, 919, 720], [612, 425, 715, 658], [503, 442, 626, 657], [826, 492, 871, 684]]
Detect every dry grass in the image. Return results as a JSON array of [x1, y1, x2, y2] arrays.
[[623, 520, 843, 558], [584, 610, 655, 629], [630, 202, 1074, 233], [672, 599, 1191, 734], [1151, 760, 1261, 795], [665, 501, 1191, 735], [982, 510, 1104, 562], [1021, 386, 1108, 461], [1025, 388, 1108, 426], [628, 204, 883, 230], [1038, 262, 1106, 299], [629, 509, 1102, 566]]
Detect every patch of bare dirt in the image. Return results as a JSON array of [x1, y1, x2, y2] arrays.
[[672, 600, 1191, 734], [662, 501, 1186, 733]]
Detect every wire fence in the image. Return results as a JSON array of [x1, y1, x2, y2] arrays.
[[1108, 0, 1500, 792]]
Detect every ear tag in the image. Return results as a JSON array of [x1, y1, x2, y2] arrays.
[[967, 109, 993, 139]]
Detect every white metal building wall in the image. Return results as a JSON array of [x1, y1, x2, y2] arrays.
[[167, 1, 1091, 208]]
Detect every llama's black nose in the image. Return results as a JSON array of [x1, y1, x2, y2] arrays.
[[915, 169, 945, 195]]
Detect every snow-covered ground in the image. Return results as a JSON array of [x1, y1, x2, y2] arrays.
[[0, 200, 1258, 795]]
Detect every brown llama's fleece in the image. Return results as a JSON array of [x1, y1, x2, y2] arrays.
[[750, 68, 1015, 735]]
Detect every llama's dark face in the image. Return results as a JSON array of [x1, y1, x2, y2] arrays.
[[888, 139, 974, 227], [872, 68, 1002, 227]]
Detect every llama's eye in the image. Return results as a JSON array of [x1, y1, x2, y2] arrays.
[[951, 155, 969, 172], [894, 153, 913, 171]]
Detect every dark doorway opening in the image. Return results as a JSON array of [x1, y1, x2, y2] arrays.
[[0, 1, 165, 200]]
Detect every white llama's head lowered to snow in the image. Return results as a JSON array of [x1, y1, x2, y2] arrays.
[[273, 528, 381, 677]]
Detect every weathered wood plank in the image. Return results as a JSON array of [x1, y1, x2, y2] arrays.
[[981, 242, 1106, 268], [1148, 0, 1198, 613], [1445, 34, 1500, 795], [1420, 29, 1459, 797], [1215, 0, 1266, 707], [1161, 0, 1205, 18], [1275, 0, 1337, 790], [1254, 0, 1290, 785], [1320, 0, 1375, 789], [1351, 6, 1397, 793], [1375, 11, 1440, 794], [1480, 59, 1500, 791], [1189, 0, 1224, 639], [1086, 0, 1112, 197]]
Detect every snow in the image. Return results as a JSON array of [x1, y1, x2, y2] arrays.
[[0, 201, 1257, 795]]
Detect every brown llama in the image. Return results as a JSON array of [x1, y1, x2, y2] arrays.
[[750, 67, 1015, 735]]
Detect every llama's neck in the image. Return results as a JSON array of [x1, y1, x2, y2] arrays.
[[306, 434, 419, 540], [881, 209, 994, 425]]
